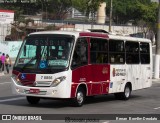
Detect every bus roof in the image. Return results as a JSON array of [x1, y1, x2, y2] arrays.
[[28, 30, 80, 37], [108, 34, 151, 43], [28, 30, 151, 43], [28, 30, 109, 39]]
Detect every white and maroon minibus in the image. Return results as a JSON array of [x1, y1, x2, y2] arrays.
[[11, 30, 152, 106]]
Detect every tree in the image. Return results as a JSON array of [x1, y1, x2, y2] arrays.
[[0, 3, 24, 21], [105, 0, 158, 42], [105, 0, 157, 25], [72, 0, 87, 15], [136, 1, 158, 23], [72, 0, 105, 19], [47, 0, 72, 19], [136, 1, 158, 41]]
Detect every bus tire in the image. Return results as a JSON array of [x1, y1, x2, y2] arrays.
[[123, 84, 131, 100], [114, 84, 131, 100], [26, 96, 40, 105], [73, 87, 86, 107]]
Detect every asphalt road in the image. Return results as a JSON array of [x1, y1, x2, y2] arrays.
[[0, 72, 160, 123]]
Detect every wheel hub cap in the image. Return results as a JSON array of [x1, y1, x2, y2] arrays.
[[77, 92, 83, 104]]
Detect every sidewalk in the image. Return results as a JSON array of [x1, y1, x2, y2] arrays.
[[0, 72, 4, 76], [0, 58, 15, 76], [0, 71, 11, 76], [152, 78, 160, 83], [0, 63, 13, 76]]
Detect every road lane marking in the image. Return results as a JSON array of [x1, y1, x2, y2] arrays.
[[154, 107, 160, 110], [0, 97, 25, 103], [102, 121, 110, 123], [0, 82, 11, 85]]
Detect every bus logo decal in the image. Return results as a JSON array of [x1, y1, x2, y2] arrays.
[[39, 60, 47, 69], [112, 68, 126, 77], [21, 73, 26, 79], [102, 67, 108, 74], [112, 68, 116, 77]]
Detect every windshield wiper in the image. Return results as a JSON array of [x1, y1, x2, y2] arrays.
[[21, 57, 37, 71]]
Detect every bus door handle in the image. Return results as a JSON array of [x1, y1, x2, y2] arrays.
[[122, 79, 125, 81], [136, 78, 139, 80]]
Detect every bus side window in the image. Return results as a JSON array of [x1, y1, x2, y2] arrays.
[[90, 38, 108, 64], [109, 40, 125, 64], [126, 41, 139, 64], [96, 53, 108, 63], [71, 38, 88, 68], [140, 42, 150, 64], [126, 55, 132, 63], [110, 55, 115, 63], [72, 49, 80, 66]]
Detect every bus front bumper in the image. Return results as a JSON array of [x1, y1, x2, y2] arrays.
[[11, 77, 70, 98]]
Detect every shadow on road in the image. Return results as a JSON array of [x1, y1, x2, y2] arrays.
[[0, 94, 142, 109]]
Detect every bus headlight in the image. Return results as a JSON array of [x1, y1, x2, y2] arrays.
[[51, 76, 66, 87], [12, 75, 22, 85]]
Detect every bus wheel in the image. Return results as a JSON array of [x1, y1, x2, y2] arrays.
[[114, 84, 131, 100], [123, 85, 131, 100], [73, 87, 85, 107], [26, 96, 40, 105]]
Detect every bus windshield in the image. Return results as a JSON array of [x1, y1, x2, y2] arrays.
[[14, 35, 74, 72]]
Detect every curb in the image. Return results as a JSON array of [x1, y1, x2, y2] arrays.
[[152, 79, 160, 83]]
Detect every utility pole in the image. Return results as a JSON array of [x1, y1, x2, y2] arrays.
[[109, 0, 112, 32], [41, 0, 44, 21], [154, 0, 160, 79]]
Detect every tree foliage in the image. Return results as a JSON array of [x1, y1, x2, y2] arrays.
[[0, 3, 24, 21], [136, 1, 158, 23], [48, 0, 72, 19], [72, 0, 105, 18], [0, 0, 158, 26], [106, 0, 158, 25], [136, 1, 158, 37]]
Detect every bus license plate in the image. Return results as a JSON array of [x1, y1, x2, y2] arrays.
[[29, 89, 40, 94]]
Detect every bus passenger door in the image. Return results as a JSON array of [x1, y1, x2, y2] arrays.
[[89, 38, 110, 95], [139, 42, 152, 88], [90, 65, 110, 95], [71, 37, 90, 97]]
